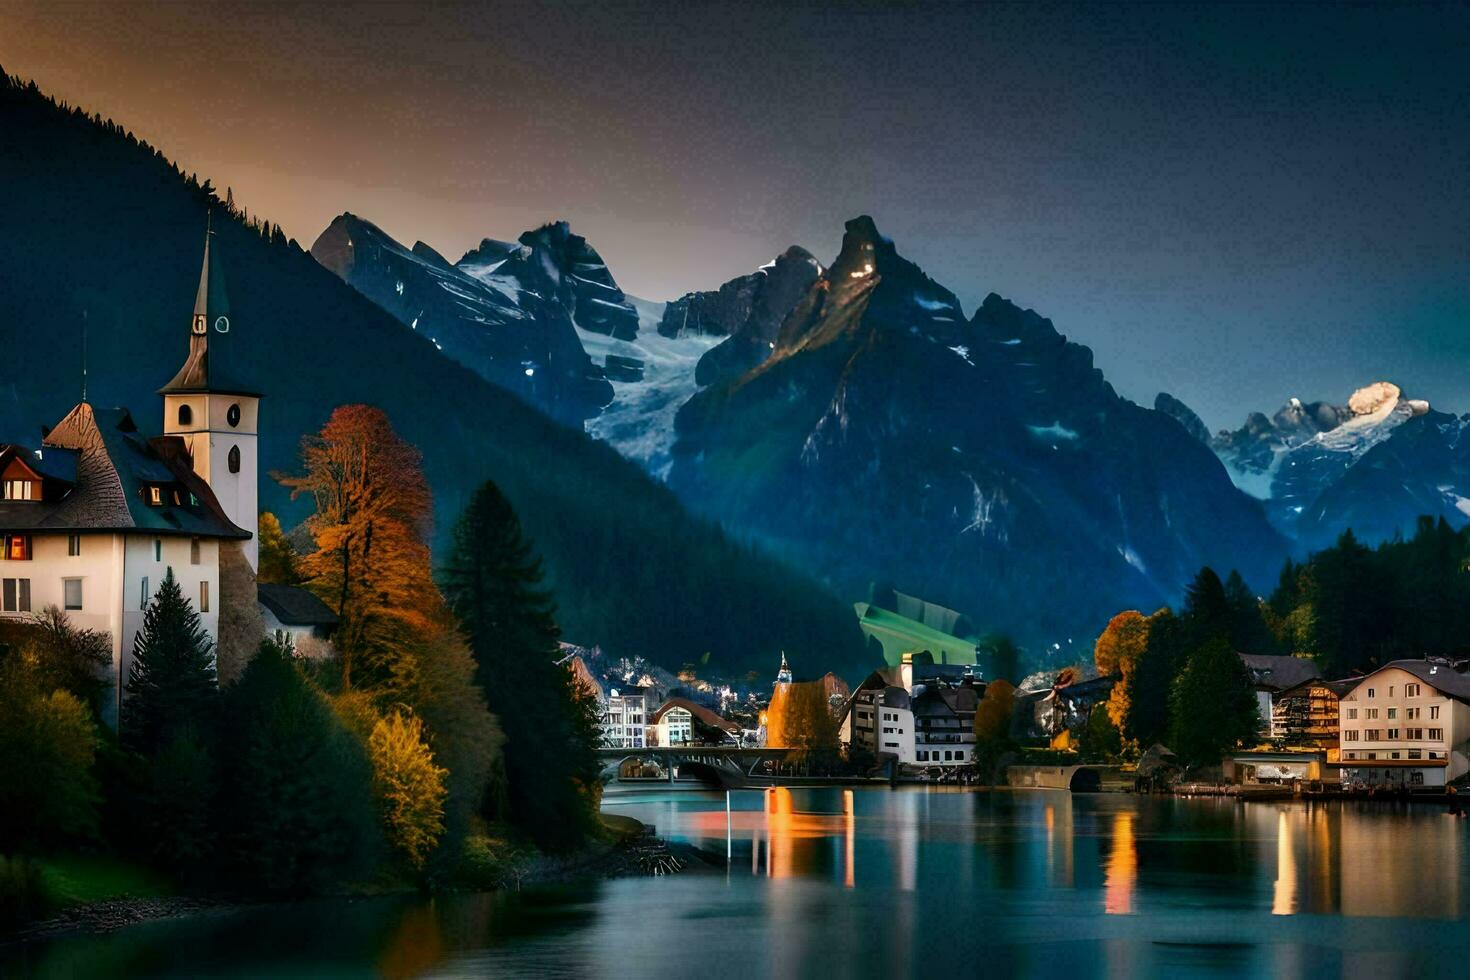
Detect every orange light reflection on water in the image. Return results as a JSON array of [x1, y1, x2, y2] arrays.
[[1103, 811, 1136, 915]]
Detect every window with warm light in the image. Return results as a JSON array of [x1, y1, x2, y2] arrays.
[[3, 535, 31, 560], [149, 486, 162, 506]]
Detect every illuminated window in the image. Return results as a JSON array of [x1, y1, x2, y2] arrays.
[[2, 479, 35, 501], [63, 578, 82, 610], [228, 446, 241, 474], [3, 535, 31, 560], [178, 404, 193, 426], [149, 486, 162, 506]]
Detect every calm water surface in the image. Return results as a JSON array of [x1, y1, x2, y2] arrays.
[[7, 788, 1470, 979]]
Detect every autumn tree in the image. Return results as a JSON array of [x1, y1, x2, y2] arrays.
[[767, 681, 839, 769], [971, 679, 1017, 783], [440, 479, 600, 851], [279, 405, 437, 695], [1093, 610, 1150, 731], [256, 511, 301, 585], [368, 710, 448, 873], [122, 571, 217, 756]]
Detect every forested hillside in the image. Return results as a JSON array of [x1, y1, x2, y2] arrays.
[[0, 71, 865, 676]]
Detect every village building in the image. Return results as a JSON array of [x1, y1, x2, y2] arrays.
[[604, 687, 652, 748], [648, 696, 740, 747], [257, 582, 338, 653], [1271, 678, 1355, 754], [840, 655, 982, 767], [0, 232, 257, 726], [1240, 653, 1323, 737], [1336, 659, 1470, 787]]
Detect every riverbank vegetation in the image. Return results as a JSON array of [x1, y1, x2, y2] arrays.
[[0, 405, 605, 931]]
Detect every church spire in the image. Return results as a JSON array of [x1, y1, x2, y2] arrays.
[[161, 213, 254, 396]]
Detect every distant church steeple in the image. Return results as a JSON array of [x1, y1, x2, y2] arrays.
[[775, 651, 793, 688], [161, 214, 262, 571]]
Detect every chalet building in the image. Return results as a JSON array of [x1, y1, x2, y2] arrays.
[[0, 231, 258, 726], [1240, 653, 1323, 737], [1336, 659, 1470, 787], [1271, 678, 1355, 755], [648, 697, 740, 747], [840, 656, 982, 767]]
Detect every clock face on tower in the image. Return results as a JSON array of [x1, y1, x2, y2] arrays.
[[214, 315, 230, 333]]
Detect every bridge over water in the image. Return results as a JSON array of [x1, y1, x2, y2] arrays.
[[597, 745, 794, 793]]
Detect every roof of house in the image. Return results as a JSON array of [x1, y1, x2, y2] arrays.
[[649, 697, 740, 733], [258, 583, 339, 627], [1240, 653, 1322, 693], [0, 404, 250, 540], [1347, 659, 1470, 704], [1276, 677, 1357, 700]]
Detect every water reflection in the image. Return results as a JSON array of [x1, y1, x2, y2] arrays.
[[1103, 811, 1136, 915], [9, 791, 1470, 979]]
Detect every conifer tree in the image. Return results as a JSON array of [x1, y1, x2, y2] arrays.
[[1168, 635, 1259, 767], [122, 570, 217, 755], [441, 479, 600, 851]]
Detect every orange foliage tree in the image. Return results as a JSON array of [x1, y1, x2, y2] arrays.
[[766, 681, 838, 754], [278, 405, 437, 695], [1093, 610, 1151, 730]]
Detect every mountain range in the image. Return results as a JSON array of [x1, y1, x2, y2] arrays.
[[0, 69, 866, 677], [7, 65, 1465, 670], [1159, 383, 1470, 550]]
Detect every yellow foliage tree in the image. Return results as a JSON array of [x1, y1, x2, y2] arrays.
[[973, 679, 1016, 742], [766, 681, 838, 754], [1094, 610, 1150, 730], [368, 709, 449, 872]]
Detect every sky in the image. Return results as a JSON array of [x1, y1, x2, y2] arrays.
[[2, 0, 1467, 429]]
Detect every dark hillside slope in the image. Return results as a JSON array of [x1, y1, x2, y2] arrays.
[[0, 72, 864, 676]]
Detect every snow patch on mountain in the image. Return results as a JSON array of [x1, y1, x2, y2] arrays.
[[581, 295, 719, 479]]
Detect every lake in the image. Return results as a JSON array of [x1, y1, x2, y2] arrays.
[[6, 787, 1470, 978]]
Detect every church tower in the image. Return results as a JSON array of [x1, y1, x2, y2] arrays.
[[160, 221, 261, 570]]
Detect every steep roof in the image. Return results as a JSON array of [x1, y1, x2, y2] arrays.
[[649, 697, 740, 733], [159, 227, 260, 397], [1240, 653, 1322, 693], [258, 583, 339, 628], [1348, 660, 1470, 704], [0, 403, 250, 539]]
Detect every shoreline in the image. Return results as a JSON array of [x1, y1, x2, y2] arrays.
[[3, 821, 714, 948]]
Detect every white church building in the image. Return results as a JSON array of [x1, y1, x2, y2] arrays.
[[0, 230, 260, 726]]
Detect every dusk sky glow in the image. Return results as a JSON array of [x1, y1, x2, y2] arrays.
[[4, 0, 1467, 428]]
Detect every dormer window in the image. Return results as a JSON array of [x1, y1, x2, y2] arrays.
[[2, 479, 35, 501], [149, 486, 163, 506]]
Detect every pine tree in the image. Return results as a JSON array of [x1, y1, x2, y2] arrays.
[[1168, 635, 1259, 767], [1123, 608, 1182, 747], [122, 570, 217, 755], [440, 480, 600, 851]]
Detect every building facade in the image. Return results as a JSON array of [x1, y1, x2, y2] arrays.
[[1337, 661, 1470, 787], [604, 687, 651, 749], [842, 657, 982, 767], [0, 232, 256, 726]]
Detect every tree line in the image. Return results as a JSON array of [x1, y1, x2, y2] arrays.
[[0, 405, 604, 923]]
